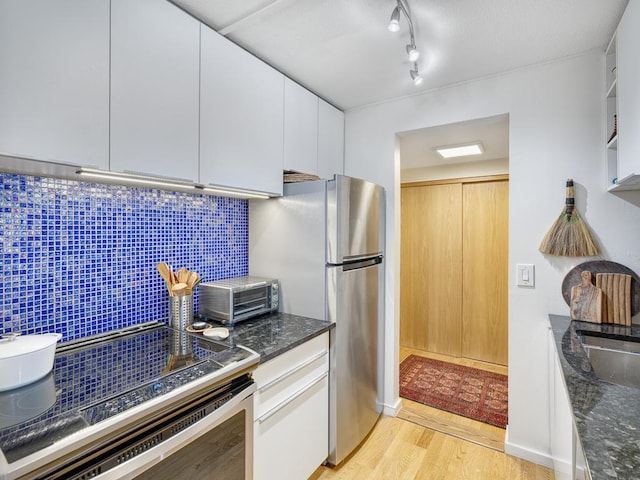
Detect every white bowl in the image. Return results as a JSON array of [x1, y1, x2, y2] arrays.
[[0, 333, 62, 392], [203, 327, 229, 340]]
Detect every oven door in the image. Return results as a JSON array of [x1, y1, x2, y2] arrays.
[[37, 377, 255, 480], [127, 386, 254, 480]]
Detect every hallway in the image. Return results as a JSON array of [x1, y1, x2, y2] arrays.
[[311, 346, 551, 479]]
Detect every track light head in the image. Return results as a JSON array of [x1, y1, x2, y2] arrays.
[[410, 64, 423, 86], [388, 6, 400, 32], [406, 44, 420, 62]]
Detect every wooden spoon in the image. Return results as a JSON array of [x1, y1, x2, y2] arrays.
[[156, 263, 173, 292], [171, 282, 188, 296], [187, 271, 199, 288], [178, 268, 189, 284]]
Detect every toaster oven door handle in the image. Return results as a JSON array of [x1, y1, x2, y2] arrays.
[[234, 304, 266, 316], [244, 281, 268, 288]]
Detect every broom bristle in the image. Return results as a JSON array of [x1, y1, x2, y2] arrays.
[[539, 209, 599, 257]]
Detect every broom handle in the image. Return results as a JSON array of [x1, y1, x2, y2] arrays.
[[565, 179, 574, 218]]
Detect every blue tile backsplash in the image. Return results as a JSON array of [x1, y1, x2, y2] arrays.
[[0, 173, 248, 341]]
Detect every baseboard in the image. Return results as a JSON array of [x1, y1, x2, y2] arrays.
[[504, 425, 554, 469], [382, 397, 403, 416]]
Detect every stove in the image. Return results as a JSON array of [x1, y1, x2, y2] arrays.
[[0, 322, 260, 479]]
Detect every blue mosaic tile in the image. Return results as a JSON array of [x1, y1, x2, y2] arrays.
[[0, 173, 248, 341]]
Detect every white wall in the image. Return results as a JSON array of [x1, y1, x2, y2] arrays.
[[344, 51, 640, 465], [401, 157, 509, 183]]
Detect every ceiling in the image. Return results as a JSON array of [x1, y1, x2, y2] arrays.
[[171, 0, 627, 170], [172, 0, 628, 111], [398, 114, 509, 169]]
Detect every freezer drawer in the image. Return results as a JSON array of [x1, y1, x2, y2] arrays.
[[327, 259, 382, 465]]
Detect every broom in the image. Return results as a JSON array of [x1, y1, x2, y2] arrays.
[[539, 179, 600, 257]]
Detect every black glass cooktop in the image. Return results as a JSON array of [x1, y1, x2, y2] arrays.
[[0, 323, 255, 464]]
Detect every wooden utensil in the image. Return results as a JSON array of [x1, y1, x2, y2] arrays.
[[156, 262, 173, 293], [171, 282, 188, 296], [178, 268, 189, 284], [596, 273, 632, 326]]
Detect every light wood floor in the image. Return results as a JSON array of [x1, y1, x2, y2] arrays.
[[310, 347, 553, 480]]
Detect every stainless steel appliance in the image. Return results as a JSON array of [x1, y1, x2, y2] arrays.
[[0, 323, 259, 480], [198, 276, 279, 325], [249, 174, 384, 466]]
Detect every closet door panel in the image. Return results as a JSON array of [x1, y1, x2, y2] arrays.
[[400, 183, 462, 356], [461, 180, 509, 365]]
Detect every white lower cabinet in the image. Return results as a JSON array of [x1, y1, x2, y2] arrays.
[[548, 326, 591, 480], [253, 333, 329, 480]]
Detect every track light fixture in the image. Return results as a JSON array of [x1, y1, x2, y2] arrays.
[[406, 44, 419, 62], [388, 6, 400, 32], [410, 64, 423, 86], [387, 0, 423, 86]]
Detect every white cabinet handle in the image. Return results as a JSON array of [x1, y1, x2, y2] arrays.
[[258, 350, 328, 393], [258, 372, 328, 424]]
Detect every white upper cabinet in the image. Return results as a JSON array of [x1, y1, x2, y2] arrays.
[[284, 78, 319, 175], [110, 0, 200, 182], [317, 99, 344, 179], [0, 0, 109, 168], [200, 25, 284, 195], [615, 0, 640, 187]]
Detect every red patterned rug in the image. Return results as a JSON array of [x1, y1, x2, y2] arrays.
[[399, 355, 508, 429]]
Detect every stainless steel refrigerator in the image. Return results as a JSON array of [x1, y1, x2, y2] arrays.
[[249, 174, 384, 466]]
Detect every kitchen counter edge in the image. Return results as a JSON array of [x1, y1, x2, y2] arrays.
[[549, 314, 640, 480], [207, 312, 335, 364]]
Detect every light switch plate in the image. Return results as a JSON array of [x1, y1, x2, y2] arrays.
[[516, 264, 535, 287]]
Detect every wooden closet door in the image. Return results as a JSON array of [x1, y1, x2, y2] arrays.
[[400, 183, 462, 356], [462, 180, 509, 365]]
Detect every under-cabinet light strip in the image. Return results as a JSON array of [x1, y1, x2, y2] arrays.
[[77, 170, 196, 190], [201, 186, 270, 200], [77, 168, 272, 199]]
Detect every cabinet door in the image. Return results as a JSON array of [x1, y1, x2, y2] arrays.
[[253, 333, 329, 480], [254, 375, 328, 480], [200, 26, 284, 195], [616, 0, 640, 181], [549, 329, 574, 480], [317, 99, 344, 179], [110, 0, 199, 181], [284, 78, 318, 175], [0, 0, 109, 168]]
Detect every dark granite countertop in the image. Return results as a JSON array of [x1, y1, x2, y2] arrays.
[[195, 312, 334, 363], [549, 314, 640, 480]]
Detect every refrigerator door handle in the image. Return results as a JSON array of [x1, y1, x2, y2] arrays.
[[328, 256, 383, 270]]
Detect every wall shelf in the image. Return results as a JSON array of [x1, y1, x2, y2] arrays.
[[605, 32, 619, 188], [608, 173, 640, 192]]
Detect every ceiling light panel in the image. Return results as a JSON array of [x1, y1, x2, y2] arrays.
[[435, 142, 485, 159]]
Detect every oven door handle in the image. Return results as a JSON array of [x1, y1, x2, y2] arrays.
[[257, 372, 328, 424]]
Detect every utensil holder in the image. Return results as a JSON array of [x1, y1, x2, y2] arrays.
[[169, 330, 192, 356], [169, 294, 193, 331]]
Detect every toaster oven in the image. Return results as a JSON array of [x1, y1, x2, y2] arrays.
[[198, 276, 279, 324]]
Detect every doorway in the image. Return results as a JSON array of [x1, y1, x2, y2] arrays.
[[400, 176, 509, 364], [396, 114, 510, 447]]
